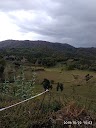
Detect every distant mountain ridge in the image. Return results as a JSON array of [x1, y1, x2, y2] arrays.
[[0, 40, 96, 60], [0, 40, 75, 50], [0, 39, 96, 71], [0, 40, 77, 58]]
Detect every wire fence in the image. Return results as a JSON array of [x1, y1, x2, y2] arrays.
[[0, 90, 49, 112]]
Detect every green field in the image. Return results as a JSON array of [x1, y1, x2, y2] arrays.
[[0, 65, 96, 127], [34, 67, 96, 110]]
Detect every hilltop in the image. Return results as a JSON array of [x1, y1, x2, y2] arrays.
[[0, 40, 75, 51]]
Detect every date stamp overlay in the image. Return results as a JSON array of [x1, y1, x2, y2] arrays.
[[64, 120, 93, 125]]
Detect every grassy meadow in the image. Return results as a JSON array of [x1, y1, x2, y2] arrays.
[[0, 64, 96, 127], [34, 67, 96, 111]]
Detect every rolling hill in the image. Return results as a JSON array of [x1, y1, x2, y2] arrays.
[[0, 40, 96, 70], [0, 40, 76, 52]]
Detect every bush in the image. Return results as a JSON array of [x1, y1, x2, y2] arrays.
[[89, 65, 96, 71], [65, 64, 75, 70]]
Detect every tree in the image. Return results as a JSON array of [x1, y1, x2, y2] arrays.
[[42, 78, 50, 90], [0, 65, 5, 82], [0, 59, 6, 82]]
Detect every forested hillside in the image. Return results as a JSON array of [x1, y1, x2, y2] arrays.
[[0, 40, 96, 71]]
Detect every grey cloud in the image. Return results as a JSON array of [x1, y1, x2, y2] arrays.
[[0, 0, 57, 11], [0, 0, 96, 47]]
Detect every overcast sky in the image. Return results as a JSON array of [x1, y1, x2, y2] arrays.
[[0, 0, 96, 47]]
